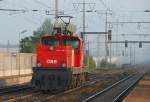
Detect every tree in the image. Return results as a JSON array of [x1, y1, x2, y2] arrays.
[[20, 18, 53, 53], [20, 36, 39, 53], [20, 18, 77, 53], [36, 18, 53, 35], [100, 59, 117, 69], [100, 59, 108, 68]]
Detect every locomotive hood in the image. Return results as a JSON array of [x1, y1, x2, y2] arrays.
[[36, 45, 74, 68]]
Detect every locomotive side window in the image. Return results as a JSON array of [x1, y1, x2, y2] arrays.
[[62, 39, 79, 54], [62, 40, 79, 48], [43, 39, 59, 46]]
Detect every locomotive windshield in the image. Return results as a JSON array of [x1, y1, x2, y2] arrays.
[[43, 39, 59, 46], [62, 40, 79, 48]]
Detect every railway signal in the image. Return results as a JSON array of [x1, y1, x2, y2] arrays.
[[125, 40, 128, 48], [108, 30, 112, 41], [139, 42, 142, 48]]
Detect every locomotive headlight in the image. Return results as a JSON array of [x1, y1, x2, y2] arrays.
[[54, 60, 58, 64], [37, 62, 42, 67], [62, 63, 66, 67], [49, 46, 54, 51]]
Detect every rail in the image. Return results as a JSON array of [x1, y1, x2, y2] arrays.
[[81, 75, 132, 102], [81, 73, 144, 102], [0, 84, 32, 95], [113, 74, 145, 102]]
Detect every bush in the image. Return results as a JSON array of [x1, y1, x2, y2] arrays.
[[100, 59, 117, 68], [84, 56, 96, 72]]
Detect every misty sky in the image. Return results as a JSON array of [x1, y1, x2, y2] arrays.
[[0, 0, 150, 44], [0, 0, 150, 65]]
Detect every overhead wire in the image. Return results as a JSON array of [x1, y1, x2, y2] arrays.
[[32, 0, 54, 11], [22, 0, 43, 25], [5, 0, 42, 25], [98, 0, 108, 10]]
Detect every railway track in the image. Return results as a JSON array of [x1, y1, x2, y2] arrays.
[[0, 72, 109, 102], [81, 73, 145, 102], [0, 84, 36, 101], [0, 68, 140, 102], [2, 80, 98, 102], [0, 84, 32, 95]]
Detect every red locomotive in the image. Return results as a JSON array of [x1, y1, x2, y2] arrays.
[[31, 27, 88, 91]]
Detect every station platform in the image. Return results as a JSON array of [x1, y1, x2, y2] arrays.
[[0, 69, 32, 87], [123, 73, 150, 102], [0, 69, 32, 77]]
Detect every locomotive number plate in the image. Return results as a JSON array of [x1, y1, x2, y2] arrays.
[[46, 59, 58, 64]]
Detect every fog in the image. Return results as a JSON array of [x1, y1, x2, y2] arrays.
[[0, 0, 150, 65]]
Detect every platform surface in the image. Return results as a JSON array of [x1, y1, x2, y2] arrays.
[[123, 74, 150, 102]]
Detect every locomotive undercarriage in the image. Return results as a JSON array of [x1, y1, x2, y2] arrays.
[[31, 67, 88, 91]]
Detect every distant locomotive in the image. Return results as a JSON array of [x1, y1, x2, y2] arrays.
[[31, 29, 88, 91]]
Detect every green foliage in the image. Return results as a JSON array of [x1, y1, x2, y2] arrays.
[[20, 18, 53, 53], [20, 36, 39, 53], [100, 59, 117, 68], [100, 59, 108, 68], [84, 56, 96, 72], [19, 18, 77, 53]]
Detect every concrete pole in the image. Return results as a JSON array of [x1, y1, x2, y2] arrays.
[[55, 0, 58, 21], [83, 0, 86, 41], [105, 10, 108, 62]]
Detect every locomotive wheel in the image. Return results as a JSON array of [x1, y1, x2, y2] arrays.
[[70, 74, 78, 88], [77, 73, 83, 87], [69, 72, 88, 88], [70, 77, 74, 88], [74, 75, 78, 88], [77, 74, 82, 87]]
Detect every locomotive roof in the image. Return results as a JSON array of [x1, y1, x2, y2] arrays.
[[41, 34, 83, 41]]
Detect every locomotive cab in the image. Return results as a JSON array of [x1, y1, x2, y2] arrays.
[[36, 34, 83, 68]]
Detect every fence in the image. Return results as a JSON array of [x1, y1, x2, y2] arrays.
[[0, 52, 36, 87], [0, 52, 36, 77]]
